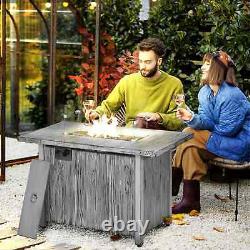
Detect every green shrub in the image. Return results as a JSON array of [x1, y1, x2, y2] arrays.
[[147, 0, 210, 111], [199, 0, 250, 95], [147, 0, 250, 111]]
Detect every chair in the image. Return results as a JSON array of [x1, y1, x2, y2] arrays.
[[208, 157, 250, 221], [114, 103, 126, 127]]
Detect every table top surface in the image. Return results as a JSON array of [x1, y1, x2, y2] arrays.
[[19, 121, 192, 157]]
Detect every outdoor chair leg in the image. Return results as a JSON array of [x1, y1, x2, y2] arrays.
[[235, 178, 239, 221], [229, 182, 232, 200], [222, 168, 226, 177], [208, 158, 250, 222], [225, 167, 232, 200]]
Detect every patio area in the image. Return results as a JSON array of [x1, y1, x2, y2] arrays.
[[0, 138, 249, 250], [0, 1, 250, 249]]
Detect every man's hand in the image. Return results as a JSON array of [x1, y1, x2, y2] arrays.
[[85, 110, 99, 122], [136, 112, 162, 122]]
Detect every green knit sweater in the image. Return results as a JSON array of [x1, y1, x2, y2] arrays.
[[95, 71, 184, 130]]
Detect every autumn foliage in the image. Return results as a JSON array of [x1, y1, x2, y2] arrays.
[[69, 27, 138, 102]]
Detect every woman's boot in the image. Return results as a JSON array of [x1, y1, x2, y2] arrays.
[[172, 180, 201, 214], [172, 167, 183, 196]]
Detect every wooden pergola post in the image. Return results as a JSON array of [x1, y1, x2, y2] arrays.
[[48, 0, 57, 125], [94, 0, 101, 105], [0, 0, 6, 182]]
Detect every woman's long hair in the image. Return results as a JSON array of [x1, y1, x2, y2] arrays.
[[203, 51, 237, 86]]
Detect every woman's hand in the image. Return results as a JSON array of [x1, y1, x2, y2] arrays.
[[176, 108, 193, 121]]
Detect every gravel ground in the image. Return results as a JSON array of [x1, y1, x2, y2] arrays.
[[0, 139, 249, 250], [0, 137, 38, 161]]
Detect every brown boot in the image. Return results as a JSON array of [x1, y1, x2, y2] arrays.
[[172, 180, 201, 214], [172, 167, 183, 196]]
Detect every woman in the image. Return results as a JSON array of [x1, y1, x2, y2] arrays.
[[172, 51, 250, 214]]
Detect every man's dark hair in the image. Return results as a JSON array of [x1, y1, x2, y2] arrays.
[[138, 38, 166, 58]]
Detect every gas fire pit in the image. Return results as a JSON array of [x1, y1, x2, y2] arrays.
[[67, 129, 144, 141], [19, 121, 191, 246]]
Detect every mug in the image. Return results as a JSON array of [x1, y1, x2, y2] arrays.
[[134, 116, 165, 130]]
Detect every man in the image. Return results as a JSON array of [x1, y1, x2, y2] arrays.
[[87, 37, 184, 131]]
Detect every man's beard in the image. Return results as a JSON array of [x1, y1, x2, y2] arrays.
[[140, 64, 158, 78]]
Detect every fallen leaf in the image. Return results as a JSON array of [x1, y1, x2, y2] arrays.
[[214, 194, 231, 202], [162, 216, 172, 226], [189, 210, 200, 216], [220, 209, 230, 213], [192, 235, 206, 241], [172, 214, 185, 220], [110, 234, 122, 241], [213, 227, 224, 232], [172, 220, 189, 225]]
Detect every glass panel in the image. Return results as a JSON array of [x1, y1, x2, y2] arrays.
[[4, 0, 82, 133]]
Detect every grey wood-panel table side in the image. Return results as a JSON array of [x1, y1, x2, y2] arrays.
[[18, 121, 191, 246]]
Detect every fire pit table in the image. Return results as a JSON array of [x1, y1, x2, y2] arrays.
[[19, 121, 191, 246]]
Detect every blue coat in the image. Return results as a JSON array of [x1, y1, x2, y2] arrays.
[[187, 82, 250, 162]]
